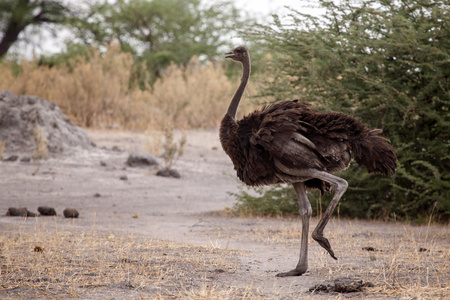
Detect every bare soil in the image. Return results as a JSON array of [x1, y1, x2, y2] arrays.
[[1, 129, 448, 299]]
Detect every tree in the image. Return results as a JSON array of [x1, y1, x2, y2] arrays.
[[0, 0, 73, 57], [71, 0, 244, 82], [240, 0, 450, 222]]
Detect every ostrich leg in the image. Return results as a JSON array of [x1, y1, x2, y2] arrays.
[[311, 171, 348, 259], [276, 182, 312, 277], [274, 160, 349, 261]]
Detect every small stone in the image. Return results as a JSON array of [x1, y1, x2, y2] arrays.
[[6, 207, 37, 217], [213, 269, 225, 273], [4, 155, 18, 162], [156, 169, 170, 177], [93, 193, 101, 197], [6, 207, 27, 216], [63, 208, 79, 218], [156, 169, 181, 178], [20, 157, 31, 162], [169, 169, 181, 178], [38, 206, 57, 216], [127, 152, 159, 167], [119, 175, 128, 180], [100, 161, 107, 166]]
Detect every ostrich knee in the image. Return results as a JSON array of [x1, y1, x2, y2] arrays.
[[299, 202, 312, 220]]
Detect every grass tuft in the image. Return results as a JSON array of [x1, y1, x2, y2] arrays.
[[0, 140, 5, 159], [32, 127, 48, 160], [161, 124, 187, 170]]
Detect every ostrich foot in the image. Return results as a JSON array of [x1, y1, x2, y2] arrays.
[[312, 233, 337, 260], [276, 267, 307, 277]]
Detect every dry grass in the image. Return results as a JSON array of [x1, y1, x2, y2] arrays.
[[0, 218, 447, 299], [0, 44, 263, 130], [160, 124, 187, 170], [0, 222, 263, 299], [144, 129, 164, 156], [209, 218, 449, 299], [0, 44, 139, 128], [0, 140, 5, 159], [32, 127, 49, 160]]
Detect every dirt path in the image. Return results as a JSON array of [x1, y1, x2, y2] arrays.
[[1, 129, 448, 299]]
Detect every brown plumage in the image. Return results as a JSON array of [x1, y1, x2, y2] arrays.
[[220, 46, 397, 277]]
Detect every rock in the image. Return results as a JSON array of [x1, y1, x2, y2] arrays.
[[126, 152, 159, 167], [3, 155, 18, 162], [38, 206, 57, 216], [156, 169, 170, 177], [6, 207, 37, 217], [156, 168, 181, 178], [0, 90, 95, 156], [7, 207, 27, 216], [169, 169, 181, 178], [119, 175, 128, 181], [63, 208, 79, 218]]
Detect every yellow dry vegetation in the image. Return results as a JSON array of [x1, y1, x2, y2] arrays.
[[0, 224, 263, 299], [0, 44, 262, 130]]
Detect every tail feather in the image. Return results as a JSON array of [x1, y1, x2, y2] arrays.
[[351, 129, 397, 176]]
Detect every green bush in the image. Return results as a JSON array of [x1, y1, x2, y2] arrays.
[[234, 0, 449, 223]]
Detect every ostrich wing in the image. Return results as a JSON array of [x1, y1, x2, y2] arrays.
[[247, 101, 353, 173], [253, 128, 326, 171]]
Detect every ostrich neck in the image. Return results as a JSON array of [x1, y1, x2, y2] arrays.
[[227, 56, 250, 118]]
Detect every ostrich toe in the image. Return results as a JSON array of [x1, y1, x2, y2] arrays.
[[312, 234, 337, 260]]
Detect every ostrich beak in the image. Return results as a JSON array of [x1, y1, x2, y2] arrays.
[[225, 51, 234, 59]]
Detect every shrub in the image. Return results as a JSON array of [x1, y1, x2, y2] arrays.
[[236, 0, 450, 223], [161, 124, 186, 170]]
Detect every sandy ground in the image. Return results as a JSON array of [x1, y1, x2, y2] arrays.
[[1, 129, 448, 299]]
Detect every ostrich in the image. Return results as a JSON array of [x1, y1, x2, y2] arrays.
[[220, 46, 397, 277]]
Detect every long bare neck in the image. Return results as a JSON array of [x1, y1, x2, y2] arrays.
[[226, 55, 251, 118]]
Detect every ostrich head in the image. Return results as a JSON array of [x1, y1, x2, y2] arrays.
[[225, 46, 249, 62]]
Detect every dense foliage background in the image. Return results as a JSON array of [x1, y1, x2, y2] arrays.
[[234, 0, 449, 223], [0, 0, 246, 84]]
